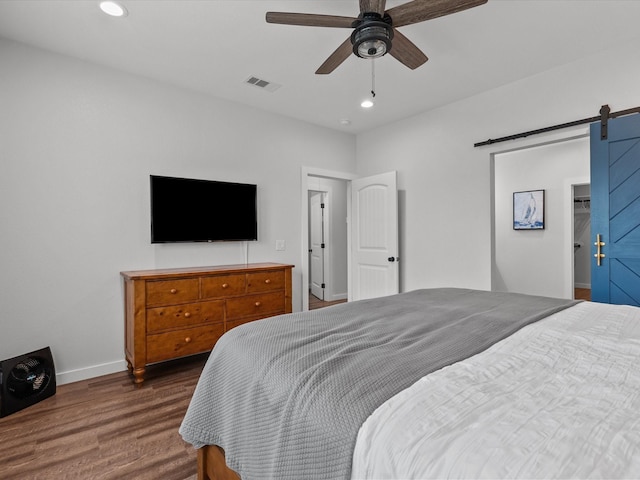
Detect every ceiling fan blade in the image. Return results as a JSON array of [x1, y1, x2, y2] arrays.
[[316, 37, 354, 75], [266, 12, 356, 28], [359, 0, 387, 15], [386, 0, 487, 28], [388, 29, 428, 69]]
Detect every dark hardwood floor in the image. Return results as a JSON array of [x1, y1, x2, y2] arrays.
[[575, 288, 591, 301], [0, 354, 208, 480]]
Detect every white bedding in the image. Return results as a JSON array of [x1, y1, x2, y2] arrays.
[[351, 301, 640, 479]]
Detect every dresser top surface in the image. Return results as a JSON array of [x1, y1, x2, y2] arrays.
[[121, 263, 294, 280]]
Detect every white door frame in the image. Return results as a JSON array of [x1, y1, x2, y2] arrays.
[[301, 167, 358, 311]]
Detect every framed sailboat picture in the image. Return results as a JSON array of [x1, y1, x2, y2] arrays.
[[513, 189, 545, 230]]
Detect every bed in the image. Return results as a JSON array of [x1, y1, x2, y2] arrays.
[[179, 288, 640, 479]]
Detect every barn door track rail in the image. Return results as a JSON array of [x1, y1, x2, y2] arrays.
[[474, 104, 640, 147]]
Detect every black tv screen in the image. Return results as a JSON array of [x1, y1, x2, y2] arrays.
[[150, 175, 257, 243]]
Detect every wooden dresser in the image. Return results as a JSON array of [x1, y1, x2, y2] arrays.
[[121, 263, 293, 386]]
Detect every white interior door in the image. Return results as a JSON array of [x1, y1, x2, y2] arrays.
[[351, 171, 399, 301], [309, 191, 325, 300]]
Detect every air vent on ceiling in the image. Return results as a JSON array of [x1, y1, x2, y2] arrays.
[[245, 76, 281, 93]]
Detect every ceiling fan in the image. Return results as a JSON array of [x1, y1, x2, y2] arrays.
[[266, 0, 488, 74]]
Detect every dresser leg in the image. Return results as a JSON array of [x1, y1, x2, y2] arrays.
[[126, 360, 133, 375], [133, 367, 145, 387]]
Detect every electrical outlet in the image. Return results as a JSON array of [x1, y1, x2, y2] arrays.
[[275, 240, 286, 251]]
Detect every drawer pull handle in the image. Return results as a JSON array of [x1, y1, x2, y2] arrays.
[[184, 337, 192, 343], [184, 312, 191, 318], [255, 301, 261, 307], [222, 283, 229, 288], [170, 288, 177, 294], [264, 279, 271, 284]]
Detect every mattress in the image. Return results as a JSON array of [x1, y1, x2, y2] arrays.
[[180, 288, 577, 480]]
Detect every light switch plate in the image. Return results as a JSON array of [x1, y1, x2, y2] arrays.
[[275, 239, 286, 251]]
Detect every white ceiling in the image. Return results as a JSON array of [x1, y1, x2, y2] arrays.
[[2, 0, 640, 134]]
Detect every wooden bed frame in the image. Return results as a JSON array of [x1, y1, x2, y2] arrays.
[[198, 445, 240, 480]]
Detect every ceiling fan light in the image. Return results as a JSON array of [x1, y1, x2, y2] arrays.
[[358, 39, 386, 58], [99, 1, 128, 17]]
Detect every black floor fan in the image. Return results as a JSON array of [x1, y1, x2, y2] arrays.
[[0, 347, 56, 418]]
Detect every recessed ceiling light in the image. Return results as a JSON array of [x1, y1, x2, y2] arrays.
[[361, 99, 374, 109], [340, 119, 351, 126], [99, 1, 128, 17]]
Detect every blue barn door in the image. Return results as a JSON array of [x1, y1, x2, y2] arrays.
[[590, 113, 640, 305]]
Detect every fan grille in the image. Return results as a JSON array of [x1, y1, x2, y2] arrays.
[[7, 356, 51, 399]]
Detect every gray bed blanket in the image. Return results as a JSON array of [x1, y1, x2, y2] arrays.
[[180, 288, 578, 480]]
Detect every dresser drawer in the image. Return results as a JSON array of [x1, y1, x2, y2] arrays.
[[146, 278, 199, 306], [146, 300, 224, 334], [146, 324, 224, 364], [247, 270, 285, 293], [226, 292, 285, 320], [201, 273, 246, 299]]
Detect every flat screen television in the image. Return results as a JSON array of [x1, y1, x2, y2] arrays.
[[150, 175, 257, 243]]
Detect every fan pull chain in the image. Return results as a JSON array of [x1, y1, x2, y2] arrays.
[[371, 59, 376, 98]]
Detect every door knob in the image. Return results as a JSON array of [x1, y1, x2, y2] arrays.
[[387, 257, 399, 262]]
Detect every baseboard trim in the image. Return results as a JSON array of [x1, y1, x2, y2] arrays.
[[574, 283, 591, 290], [329, 293, 348, 302], [56, 359, 127, 386]]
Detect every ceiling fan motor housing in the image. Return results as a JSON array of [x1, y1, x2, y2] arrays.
[[351, 13, 393, 59]]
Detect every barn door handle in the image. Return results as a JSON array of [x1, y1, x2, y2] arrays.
[[594, 234, 605, 267]]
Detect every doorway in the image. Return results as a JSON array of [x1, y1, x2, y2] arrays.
[[302, 168, 355, 311], [308, 187, 349, 309], [491, 134, 590, 299], [572, 183, 591, 300], [301, 167, 400, 311]]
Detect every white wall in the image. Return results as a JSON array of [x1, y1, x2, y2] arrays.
[[3, 29, 640, 385], [0, 38, 356, 383], [356, 37, 640, 294], [493, 138, 590, 297]]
